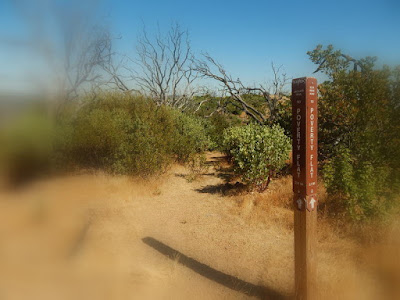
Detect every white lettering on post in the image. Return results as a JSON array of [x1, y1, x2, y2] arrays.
[[296, 107, 301, 178]]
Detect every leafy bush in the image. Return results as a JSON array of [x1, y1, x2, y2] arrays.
[[56, 92, 210, 176], [323, 147, 394, 221], [171, 112, 211, 162], [203, 113, 241, 150], [57, 94, 171, 176], [308, 45, 400, 221], [223, 123, 291, 191]]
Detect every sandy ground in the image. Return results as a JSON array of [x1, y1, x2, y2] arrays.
[[0, 152, 399, 300]]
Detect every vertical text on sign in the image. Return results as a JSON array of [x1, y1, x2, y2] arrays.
[[292, 77, 307, 196], [306, 77, 318, 197], [291, 77, 318, 211]]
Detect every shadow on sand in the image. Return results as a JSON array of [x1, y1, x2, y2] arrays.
[[142, 237, 288, 300], [194, 181, 247, 196]]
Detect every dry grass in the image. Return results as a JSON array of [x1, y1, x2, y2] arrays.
[[0, 152, 399, 299]]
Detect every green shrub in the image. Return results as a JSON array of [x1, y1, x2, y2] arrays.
[[203, 113, 241, 150], [223, 123, 291, 191], [323, 146, 394, 221], [172, 111, 211, 162], [307, 45, 400, 221], [1, 92, 212, 182], [57, 93, 177, 176], [55, 92, 210, 176]]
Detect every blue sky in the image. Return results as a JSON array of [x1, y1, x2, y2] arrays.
[[0, 0, 399, 94]]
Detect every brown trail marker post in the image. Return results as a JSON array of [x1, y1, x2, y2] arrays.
[[291, 77, 318, 300]]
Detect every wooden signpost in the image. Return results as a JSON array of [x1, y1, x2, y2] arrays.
[[291, 77, 318, 300]]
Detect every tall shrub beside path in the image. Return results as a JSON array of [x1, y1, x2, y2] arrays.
[[223, 124, 291, 191], [172, 112, 211, 162], [55, 92, 211, 177]]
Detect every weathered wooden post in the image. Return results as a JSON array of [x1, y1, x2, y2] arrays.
[[291, 77, 318, 300]]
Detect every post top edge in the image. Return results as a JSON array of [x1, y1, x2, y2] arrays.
[[292, 77, 317, 80]]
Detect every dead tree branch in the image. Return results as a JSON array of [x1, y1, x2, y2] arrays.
[[132, 23, 198, 110], [194, 55, 289, 124]]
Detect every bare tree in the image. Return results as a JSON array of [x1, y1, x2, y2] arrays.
[[247, 62, 290, 123], [193, 88, 230, 117], [194, 54, 289, 124], [99, 53, 132, 93], [61, 25, 113, 100], [131, 23, 198, 109]]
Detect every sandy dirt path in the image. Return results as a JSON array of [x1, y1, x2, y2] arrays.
[[0, 152, 397, 299]]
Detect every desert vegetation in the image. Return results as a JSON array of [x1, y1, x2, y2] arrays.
[[308, 45, 400, 221], [1, 40, 399, 223], [1, 2, 400, 298], [222, 124, 291, 191]]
